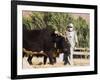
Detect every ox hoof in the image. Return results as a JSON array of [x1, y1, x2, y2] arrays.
[[64, 62, 70, 65], [50, 62, 54, 65], [28, 61, 33, 65], [27, 60, 32, 65], [64, 62, 67, 65]]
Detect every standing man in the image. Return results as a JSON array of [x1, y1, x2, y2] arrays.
[[64, 23, 78, 65]]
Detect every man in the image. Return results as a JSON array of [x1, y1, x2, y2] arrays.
[[64, 23, 78, 65]]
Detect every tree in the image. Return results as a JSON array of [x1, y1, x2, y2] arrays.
[[23, 12, 89, 48]]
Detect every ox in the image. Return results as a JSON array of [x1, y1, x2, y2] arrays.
[[23, 28, 70, 65]]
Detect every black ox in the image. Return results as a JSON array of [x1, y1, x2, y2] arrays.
[[23, 28, 70, 65]]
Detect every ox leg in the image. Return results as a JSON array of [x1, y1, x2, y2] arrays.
[[23, 52, 26, 57], [64, 55, 70, 65], [27, 55, 33, 65], [63, 51, 70, 65], [43, 56, 47, 65], [53, 57, 56, 63], [48, 51, 54, 65]]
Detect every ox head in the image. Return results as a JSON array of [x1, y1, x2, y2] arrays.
[[51, 31, 70, 52]]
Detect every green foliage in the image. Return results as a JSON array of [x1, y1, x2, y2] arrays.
[[23, 12, 89, 48], [72, 17, 89, 48]]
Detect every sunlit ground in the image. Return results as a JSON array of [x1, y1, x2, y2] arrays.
[[22, 52, 90, 69]]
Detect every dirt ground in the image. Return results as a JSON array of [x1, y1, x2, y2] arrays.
[[22, 54, 90, 69]]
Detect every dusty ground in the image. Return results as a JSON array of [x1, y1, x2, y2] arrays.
[[22, 54, 89, 69]]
